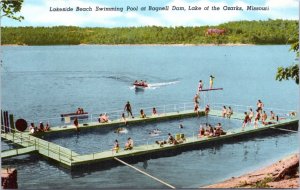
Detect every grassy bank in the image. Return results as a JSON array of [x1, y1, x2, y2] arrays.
[[1, 19, 298, 46]]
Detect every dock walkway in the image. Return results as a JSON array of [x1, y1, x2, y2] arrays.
[[1, 109, 298, 169]]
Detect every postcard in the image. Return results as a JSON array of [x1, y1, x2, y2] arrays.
[[1, 0, 299, 189]]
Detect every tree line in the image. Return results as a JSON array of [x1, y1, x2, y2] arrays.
[[1, 19, 298, 45]]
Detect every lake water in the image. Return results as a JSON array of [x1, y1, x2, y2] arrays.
[[1, 45, 299, 189]]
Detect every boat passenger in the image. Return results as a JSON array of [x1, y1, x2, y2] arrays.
[[222, 106, 227, 117], [270, 111, 275, 120], [261, 111, 267, 122], [198, 80, 203, 91], [124, 101, 134, 118], [226, 107, 233, 118], [152, 107, 157, 116], [205, 105, 210, 115], [209, 75, 214, 89], [140, 109, 146, 118], [249, 108, 254, 122], [242, 112, 250, 129], [38, 122, 44, 132], [112, 140, 120, 153], [124, 137, 133, 150], [257, 100, 264, 111], [74, 117, 79, 132]]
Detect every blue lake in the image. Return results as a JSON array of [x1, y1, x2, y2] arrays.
[[1, 45, 299, 189]]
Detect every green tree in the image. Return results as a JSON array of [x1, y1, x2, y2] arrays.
[[276, 41, 299, 84], [0, 0, 24, 21]]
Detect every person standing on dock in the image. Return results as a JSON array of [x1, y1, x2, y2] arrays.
[[209, 75, 215, 89], [124, 101, 134, 118], [112, 139, 120, 153], [256, 100, 264, 111], [242, 112, 250, 130], [198, 80, 203, 91], [74, 117, 79, 132]]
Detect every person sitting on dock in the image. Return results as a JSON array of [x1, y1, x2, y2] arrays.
[[140, 109, 146, 118], [249, 108, 254, 122], [124, 101, 134, 118], [45, 122, 50, 131], [112, 139, 120, 153], [167, 133, 176, 144], [270, 111, 275, 120], [124, 137, 133, 150], [205, 105, 210, 115], [152, 107, 158, 116], [155, 140, 167, 147], [222, 106, 227, 117], [226, 106, 233, 118], [120, 113, 127, 125], [29, 123, 36, 134], [198, 126, 205, 137], [74, 117, 79, 132], [261, 111, 267, 122], [80, 108, 84, 114], [38, 122, 45, 132]]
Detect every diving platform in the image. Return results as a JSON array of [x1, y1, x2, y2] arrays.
[[1, 108, 298, 169]]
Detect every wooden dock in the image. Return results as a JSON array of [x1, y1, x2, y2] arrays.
[[1, 109, 298, 169]]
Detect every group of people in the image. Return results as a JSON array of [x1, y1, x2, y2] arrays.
[[29, 122, 50, 134], [197, 75, 215, 91], [198, 123, 226, 137], [76, 108, 85, 114], [155, 132, 186, 147], [112, 137, 134, 153], [134, 80, 147, 85], [221, 106, 233, 118], [242, 100, 278, 129]]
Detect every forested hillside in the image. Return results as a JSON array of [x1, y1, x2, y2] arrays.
[[1, 19, 298, 45]]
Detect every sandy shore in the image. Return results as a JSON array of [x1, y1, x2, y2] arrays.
[[203, 153, 299, 188]]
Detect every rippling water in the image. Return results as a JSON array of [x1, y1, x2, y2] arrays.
[[1, 45, 298, 189]]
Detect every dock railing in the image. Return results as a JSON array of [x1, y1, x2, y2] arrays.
[[21, 101, 296, 131]]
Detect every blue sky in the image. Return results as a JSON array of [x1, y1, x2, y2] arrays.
[[1, 0, 298, 27]]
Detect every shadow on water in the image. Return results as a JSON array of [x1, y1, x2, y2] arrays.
[[68, 123, 297, 177]]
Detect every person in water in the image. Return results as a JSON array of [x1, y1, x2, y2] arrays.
[[112, 139, 120, 153], [179, 124, 184, 129], [209, 75, 215, 89], [198, 80, 203, 91], [124, 101, 134, 118]]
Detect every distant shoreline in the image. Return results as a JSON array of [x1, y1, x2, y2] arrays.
[[0, 43, 265, 47]]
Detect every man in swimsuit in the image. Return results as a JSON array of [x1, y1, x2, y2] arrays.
[[242, 112, 250, 130], [124, 101, 134, 118]]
